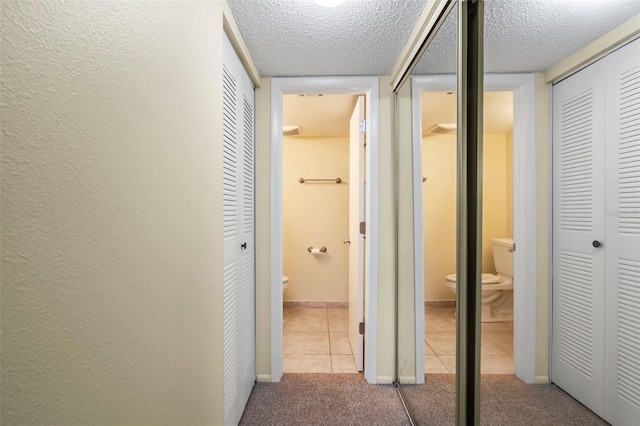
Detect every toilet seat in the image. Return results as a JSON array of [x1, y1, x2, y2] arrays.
[[446, 273, 501, 284]]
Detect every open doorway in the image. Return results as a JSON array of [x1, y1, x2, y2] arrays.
[[280, 93, 365, 374], [420, 90, 515, 374], [268, 77, 380, 384], [411, 74, 540, 384]]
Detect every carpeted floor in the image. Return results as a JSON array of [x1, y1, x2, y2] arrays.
[[239, 374, 411, 426], [401, 375, 608, 426], [239, 374, 609, 426]]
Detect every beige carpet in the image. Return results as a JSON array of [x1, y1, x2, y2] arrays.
[[239, 374, 609, 426], [240, 374, 410, 425]]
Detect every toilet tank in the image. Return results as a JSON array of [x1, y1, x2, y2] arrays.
[[492, 238, 514, 278]]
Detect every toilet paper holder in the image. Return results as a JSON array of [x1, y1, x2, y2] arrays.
[[308, 246, 327, 253]]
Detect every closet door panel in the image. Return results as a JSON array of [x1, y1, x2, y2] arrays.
[[604, 37, 640, 425], [552, 58, 606, 416], [222, 33, 256, 426]]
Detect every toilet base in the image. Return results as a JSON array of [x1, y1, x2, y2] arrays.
[[481, 290, 513, 322]]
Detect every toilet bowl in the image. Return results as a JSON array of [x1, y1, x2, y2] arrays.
[[444, 238, 514, 322], [282, 275, 289, 292]]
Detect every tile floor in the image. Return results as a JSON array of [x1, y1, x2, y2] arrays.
[[283, 306, 358, 373], [282, 305, 513, 375], [425, 306, 514, 374]]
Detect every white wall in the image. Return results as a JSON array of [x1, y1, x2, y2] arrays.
[[1, 2, 232, 423], [283, 136, 349, 302]]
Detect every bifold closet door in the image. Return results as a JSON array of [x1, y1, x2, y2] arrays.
[[222, 32, 256, 426], [552, 58, 607, 417], [603, 38, 640, 425]]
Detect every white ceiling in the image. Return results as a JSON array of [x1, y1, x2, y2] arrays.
[[283, 94, 358, 137], [227, 0, 428, 76], [422, 91, 513, 135], [246, 0, 639, 138], [227, 0, 640, 77]]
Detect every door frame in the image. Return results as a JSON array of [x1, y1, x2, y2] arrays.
[[411, 73, 539, 383], [270, 77, 380, 383]]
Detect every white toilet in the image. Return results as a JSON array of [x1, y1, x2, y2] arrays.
[[282, 275, 289, 292], [445, 238, 514, 322]]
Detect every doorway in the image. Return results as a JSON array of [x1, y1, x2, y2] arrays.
[[411, 74, 540, 383], [280, 93, 365, 374], [268, 77, 381, 383], [420, 90, 515, 374]]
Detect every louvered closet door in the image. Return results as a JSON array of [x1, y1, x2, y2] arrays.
[[604, 38, 640, 425], [552, 58, 607, 417], [222, 32, 255, 426]]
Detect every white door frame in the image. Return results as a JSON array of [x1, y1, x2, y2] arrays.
[[412, 74, 539, 383], [270, 77, 380, 383]]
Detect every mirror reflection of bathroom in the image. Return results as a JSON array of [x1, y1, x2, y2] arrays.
[[422, 90, 514, 375], [281, 93, 366, 374]]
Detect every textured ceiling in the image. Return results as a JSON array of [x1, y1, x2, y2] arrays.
[[228, 0, 640, 77], [227, 0, 427, 76], [415, 0, 640, 74]]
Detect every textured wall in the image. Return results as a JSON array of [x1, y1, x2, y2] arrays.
[[1, 1, 226, 424], [283, 136, 349, 302]]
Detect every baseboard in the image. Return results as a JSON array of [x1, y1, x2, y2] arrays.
[[425, 300, 456, 307], [399, 376, 417, 384], [376, 376, 395, 384], [535, 376, 550, 384], [256, 374, 272, 383], [283, 301, 348, 308]]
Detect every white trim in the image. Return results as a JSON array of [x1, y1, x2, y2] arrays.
[[270, 77, 380, 384], [220, 2, 261, 87], [389, 0, 452, 91], [412, 74, 538, 384]]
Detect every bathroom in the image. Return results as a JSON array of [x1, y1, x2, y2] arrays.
[[421, 91, 515, 374], [281, 93, 363, 374]]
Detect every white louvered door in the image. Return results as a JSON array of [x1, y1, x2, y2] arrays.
[[222, 32, 255, 426], [552, 37, 640, 425], [604, 38, 640, 425], [552, 58, 607, 417]]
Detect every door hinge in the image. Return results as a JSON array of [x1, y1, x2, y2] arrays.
[[359, 322, 365, 335], [360, 119, 366, 133], [359, 221, 366, 235]]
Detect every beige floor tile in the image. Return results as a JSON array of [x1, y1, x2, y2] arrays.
[[481, 356, 513, 374], [425, 332, 456, 355], [439, 354, 456, 373], [482, 332, 513, 357], [425, 307, 456, 332], [283, 355, 331, 373], [424, 342, 435, 355], [482, 321, 513, 333], [425, 355, 451, 374], [328, 316, 348, 332], [331, 355, 358, 373], [330, 332, 352, 354], [284, 307, 327, 320], [283, 332, 330, 355], [328, 307, 348, 319], [285, 315, 329, 332]]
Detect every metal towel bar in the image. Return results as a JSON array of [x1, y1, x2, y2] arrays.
[[299, 177, 341, 184]]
